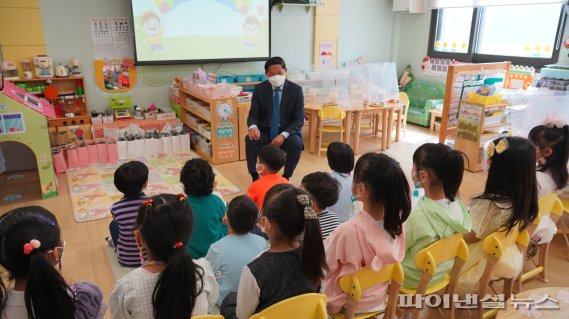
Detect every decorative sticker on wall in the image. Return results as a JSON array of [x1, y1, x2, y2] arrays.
[[216, 101, 234, 138], [0, 113, 25, 134]]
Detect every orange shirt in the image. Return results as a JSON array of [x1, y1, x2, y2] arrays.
[[247, 174, 288, 209]]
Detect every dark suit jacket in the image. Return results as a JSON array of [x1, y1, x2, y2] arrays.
[[247, 80, 304, 137]]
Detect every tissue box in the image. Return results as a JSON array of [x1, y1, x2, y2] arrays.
[[156, 111, 176, 120], [103, 115, 114, 124]]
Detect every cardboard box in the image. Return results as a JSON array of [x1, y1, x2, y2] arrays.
[[156, 111, 176, 120]]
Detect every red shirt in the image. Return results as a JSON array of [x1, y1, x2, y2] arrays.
[[247, 174, 288, 209]]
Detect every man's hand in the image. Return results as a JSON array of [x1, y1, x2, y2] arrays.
[[270, 134, 285, 147], [248, 127, 261, 141]]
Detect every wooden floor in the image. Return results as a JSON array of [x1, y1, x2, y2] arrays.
[[1, 124, 568, 318]]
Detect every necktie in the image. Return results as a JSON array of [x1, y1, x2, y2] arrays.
[[270, 87, 281, 139]]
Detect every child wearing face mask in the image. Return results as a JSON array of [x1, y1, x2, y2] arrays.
[[401, 143, 472, 289], [247, 145, 288, 209]]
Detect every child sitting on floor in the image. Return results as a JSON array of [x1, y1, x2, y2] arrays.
[[0, 206, 105, 318], [301, 172, 341, 240], [459, 137, 538, 293], [110, 194, 218, 319], [324, 153, 411, 315], [221, 184, 327, 319], [402, 143, 472, 289], [327, 142, 356, 223], [180, 158, 228, 258], [247, 145, 288, 209], [109, 160, 149, 267], [206, 195, 268, 307]]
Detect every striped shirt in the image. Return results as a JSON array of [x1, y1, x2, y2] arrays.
[[111, 193, 147, 267], [318, 210, 340, 240]]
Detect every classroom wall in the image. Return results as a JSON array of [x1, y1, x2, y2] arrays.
[[39, 0, 314, 112]]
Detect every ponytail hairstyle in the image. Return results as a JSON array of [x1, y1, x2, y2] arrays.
[[0, 206, 74, 319], [137, 194, 204, 319], [353, 153, 411, 239], [528, 124, 569, 190], [262, 184, 327, 287], [477, 137, 539, 232], [413, 143, 465, 201]]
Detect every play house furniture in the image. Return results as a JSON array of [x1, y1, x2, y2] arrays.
[[91, 118, 181, 139], [179, 82, 239, 164], [304, 101, 403, 155], [402, 81, 444, 127], [0, 79, 57, 199]]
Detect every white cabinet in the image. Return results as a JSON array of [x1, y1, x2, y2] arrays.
[[393, 0, 425, 13]]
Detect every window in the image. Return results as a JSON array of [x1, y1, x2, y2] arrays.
[[428, 3, 567, 68]]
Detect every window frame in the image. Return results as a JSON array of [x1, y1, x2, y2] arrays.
[[427, 4, 567, 69]]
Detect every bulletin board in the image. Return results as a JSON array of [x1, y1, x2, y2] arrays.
[[439, 62, 511, 144]]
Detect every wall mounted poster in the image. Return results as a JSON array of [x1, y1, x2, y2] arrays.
[[319, 42, 335, 66]]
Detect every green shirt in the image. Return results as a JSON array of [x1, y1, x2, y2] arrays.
[[402, 196, 472, 288], [186, 193, 228, 258]]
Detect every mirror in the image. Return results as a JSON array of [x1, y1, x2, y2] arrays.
[[94, 59, 137, 93]]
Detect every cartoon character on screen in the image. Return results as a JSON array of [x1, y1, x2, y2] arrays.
[[236, 0, 253, 15], [141, 11, 164, 54], [242, 16, 260, 53]]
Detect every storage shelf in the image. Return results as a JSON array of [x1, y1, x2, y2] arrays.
[[10, 76, 84, 82], [182, 118, 211, 141], [180, 87, 212, 104], [482, 122, 509, 130], [181, 104, 211, 122], [192, 144, 212, 162]]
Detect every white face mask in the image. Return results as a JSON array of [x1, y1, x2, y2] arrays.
[[268, 74, 285, 87]]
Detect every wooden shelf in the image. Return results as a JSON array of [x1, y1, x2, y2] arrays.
[[10, 76, 84, 82], [181, 104, 211, 123], [47, 114, 91, 127], [179, 87, 212, 104], [182, 118, 211, 141], [483, 122, 509, 130], [192, 144, 213, 162]]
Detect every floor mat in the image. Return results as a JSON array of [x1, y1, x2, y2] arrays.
[[67, 153, 240, 222]]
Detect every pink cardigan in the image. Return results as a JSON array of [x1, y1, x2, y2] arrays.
[[323, 211, 405, 314]]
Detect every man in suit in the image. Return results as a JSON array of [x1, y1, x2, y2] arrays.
[[246, 57, 304, 181]]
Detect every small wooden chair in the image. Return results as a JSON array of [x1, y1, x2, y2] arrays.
[[317, 106, 347, 156], [399, 233, 469, 319], [250, 293, 328, 319], [558, 198, 569, 261], [332, 263, 404, 319], [192, 316, 224, 319], [515, 193, 564, 292], [476, 227, 530, 319], [397, 92, 410, 138]]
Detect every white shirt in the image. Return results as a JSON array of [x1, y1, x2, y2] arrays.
[[249, 83, 289, 139], [536, 170, 558, 197], [434, 198, 464, 224], [109, 258, 218, 319], [2, 289, 26, 319]]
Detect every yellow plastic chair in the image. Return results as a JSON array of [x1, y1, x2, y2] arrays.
[[557, 198, 569, 260], [249, 293, 328, 319], [515, 192, 564, 292], [399, 233, 469, 319], [331, 263, 404, 319], [192, 316, 224, 319], [317, 106, 347, 156], [477, 227, 530, 319], [396, 92, 410, 137]]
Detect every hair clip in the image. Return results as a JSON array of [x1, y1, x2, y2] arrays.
[[178, 193, 187, 201], [303, 207, 318, 220], [543, 114, 566, 129], [23, 239, 41, 255], [173, 242, 183, 249], [143, 199, 154, 207], [297, 194, 310, 207], [37, 216, 55, 227], [487, 138, 508, 158]]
